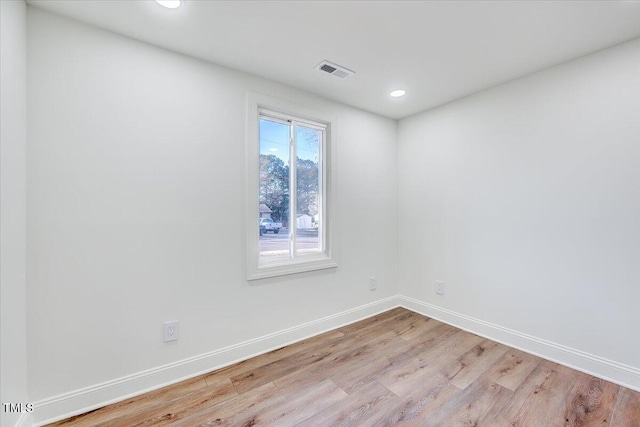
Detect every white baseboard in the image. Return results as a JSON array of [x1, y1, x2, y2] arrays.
[[31, 294, 640, 425], [398, 295, 640, 392], [32, 296, 399, 426]]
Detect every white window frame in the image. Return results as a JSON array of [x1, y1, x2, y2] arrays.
[[246, 93, 336, 280]]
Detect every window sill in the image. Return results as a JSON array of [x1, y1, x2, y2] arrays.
[[248, 257, 337, 281]]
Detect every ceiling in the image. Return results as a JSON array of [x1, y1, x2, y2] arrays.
[[27, 0, 640, 119]]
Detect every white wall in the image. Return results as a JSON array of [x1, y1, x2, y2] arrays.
[[26, 7, 397, 420], [399, 39, 640, 379], [1, 1, 30, 426]]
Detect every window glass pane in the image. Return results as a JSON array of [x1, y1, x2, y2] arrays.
[[295, 125, 321, 255], [259, 118, 290, 259]]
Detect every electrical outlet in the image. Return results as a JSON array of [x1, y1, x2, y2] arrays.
[[435, 280, 444, 295], [369, 277, 377, 290], [164, 321, 179, 342]]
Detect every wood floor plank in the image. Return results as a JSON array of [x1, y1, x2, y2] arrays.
[[98, 378, 237, 427], [610, 386, 640, 427], [482, 348, 542, 391], [396, 315, 440, 341], [231, 311, 419, 393], [334, 331, 482, 393], [389, 311, 432, 336], [328, 334, 417, 394], [360, 376, 461, 427], [392, 313, 435, 339], [47, 376, 209, 426], [539, 358, 585, 377], [47, 308, 640, 427], [486, 363, 573, 426], [228, 331, 362, 394], [564, 375, 620, 426], [371, 322, 459, 393], [376, 330, 484, 397], [229, 379, 347, 426], [484, 365, 541, 426], [405, 320, 459, 349], [336, 307, 411, 335], [420, 378, 512, 427], [273, 331, 406, 392], [268, 324, 407, 390], [344, 313, 419, 343], [327, 322, 460, 395], [439, 338, 510, 390], [167, 382, 281, 427], [294, 381, 398, 427], [202, 329, 345, 386]]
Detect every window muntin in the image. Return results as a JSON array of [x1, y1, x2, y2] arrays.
[[258, 110, 325, 265]]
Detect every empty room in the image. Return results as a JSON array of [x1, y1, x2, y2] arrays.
[[1, 0, 639, 426]]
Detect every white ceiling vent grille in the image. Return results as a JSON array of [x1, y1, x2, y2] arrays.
[[315, 60, 355, 79]]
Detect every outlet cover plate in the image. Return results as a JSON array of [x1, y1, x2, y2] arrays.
[[164, 321, 179, 342], [435, 280, 444, 295]]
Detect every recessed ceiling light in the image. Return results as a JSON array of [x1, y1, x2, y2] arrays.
[[156, 0, 181, 9], [390, 89, 406, 98]]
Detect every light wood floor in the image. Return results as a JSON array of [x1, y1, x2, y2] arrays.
[[49, 308, 640, 426]]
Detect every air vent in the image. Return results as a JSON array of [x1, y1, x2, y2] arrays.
[[315, 60, 355, 79]]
